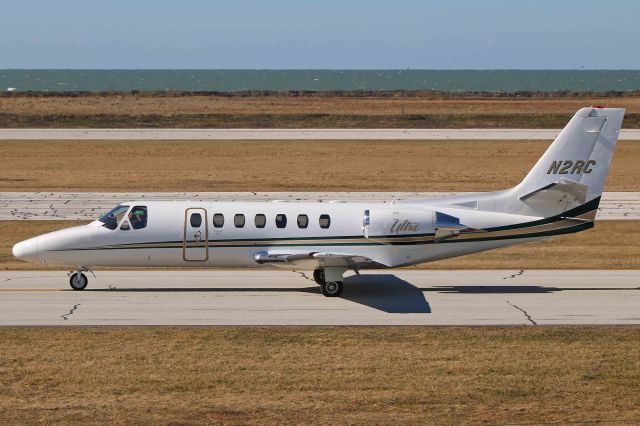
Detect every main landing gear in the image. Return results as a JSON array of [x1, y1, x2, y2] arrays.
[[313, 267, 345, 298], [313, 269, 325, 285], [68, 268, 90, 291], [321, 280, 343, 297]]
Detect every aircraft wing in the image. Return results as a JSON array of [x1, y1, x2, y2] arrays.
[[253, 250, 384, 269]]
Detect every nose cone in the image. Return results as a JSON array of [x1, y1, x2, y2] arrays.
[[12, 237, 40, 262]]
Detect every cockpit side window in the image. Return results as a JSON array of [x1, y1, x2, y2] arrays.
[[129, 206, 148, 230], [99, 205, 130, 230]]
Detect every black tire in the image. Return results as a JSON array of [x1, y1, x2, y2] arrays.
[[321, 281, 343, 297], [69, 273, 88, 291], [313, 268, 325, 285]]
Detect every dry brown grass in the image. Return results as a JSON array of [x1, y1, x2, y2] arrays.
[[1, 139, 640, 192], [3, 220, 639, 270], [0, 327, 638, 424], [2, 94, 640, 128], [2, 94, 639, 115]]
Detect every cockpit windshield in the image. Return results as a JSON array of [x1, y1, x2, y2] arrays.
[[99, 205, 130, 230]]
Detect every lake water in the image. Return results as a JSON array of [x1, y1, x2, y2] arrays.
[[1, 69, 639, 92]]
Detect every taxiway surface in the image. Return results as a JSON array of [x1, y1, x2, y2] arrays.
[[1, 270, 638, 326], [2, 192, 638, 220], [2, 128, 640, 140]]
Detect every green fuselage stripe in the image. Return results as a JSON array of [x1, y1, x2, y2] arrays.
[[54, 199, 600, 253], [58, 217, 593, 252]]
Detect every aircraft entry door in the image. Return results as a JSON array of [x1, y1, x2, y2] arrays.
[[183, 208, 209, 261]]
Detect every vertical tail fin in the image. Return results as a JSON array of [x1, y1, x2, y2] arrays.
[[513, 107, 625, 217]]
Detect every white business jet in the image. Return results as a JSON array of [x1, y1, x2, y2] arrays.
[[13, 107, 624, 297]]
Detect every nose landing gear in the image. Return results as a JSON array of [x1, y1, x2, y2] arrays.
[[69, 272, 88, 290], [67, 268, 93, 291]]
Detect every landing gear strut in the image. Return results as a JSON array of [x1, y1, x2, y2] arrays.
[[69, 271, 88, 291]]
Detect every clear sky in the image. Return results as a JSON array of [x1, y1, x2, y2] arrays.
[[1, 0, 639, 69]]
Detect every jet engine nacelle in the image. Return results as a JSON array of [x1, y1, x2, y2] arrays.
[[363, 208, 435, 238], [363, 208, 472, 241]]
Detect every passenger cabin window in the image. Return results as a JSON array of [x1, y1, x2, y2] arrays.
[[297, 214, 308, 229], [129, 206, 148, 230], [255, 214, 266, 228], [234, 214, 245, 228], [319, 214, 331, 229], [213, 213, 224, 228], [190, 213, 202, 227], [99, 204, 130, 230], [276, 214, 287, 228]]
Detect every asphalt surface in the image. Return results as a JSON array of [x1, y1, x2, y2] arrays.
[[1, 192, 638, 220], [2, 128, 640, 140], [0, 270, 638, 326]]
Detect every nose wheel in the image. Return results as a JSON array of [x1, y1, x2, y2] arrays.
[[69, 272, 88, 291]]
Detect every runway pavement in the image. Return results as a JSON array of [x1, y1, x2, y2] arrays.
[[2, 128, 640, 140], [0, 270, 638, 326], [1, 192, 638, 220]]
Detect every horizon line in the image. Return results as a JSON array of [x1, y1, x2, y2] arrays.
[[2, 68, 640, 72]]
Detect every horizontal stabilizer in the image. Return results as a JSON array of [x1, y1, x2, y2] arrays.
[[519, 179, 588, 214]]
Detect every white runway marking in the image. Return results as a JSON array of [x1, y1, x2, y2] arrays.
[[0, 270, 638, 326], [1, 192, 638, 220], [1, 128, 640, 140]]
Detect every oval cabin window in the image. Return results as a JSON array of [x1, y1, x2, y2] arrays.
[[255, 214, 266, 228], [212, 213, 224, 228], [190, 213, 202, 227], [319, 214, 331, 229], [275, 214, 287, 228]]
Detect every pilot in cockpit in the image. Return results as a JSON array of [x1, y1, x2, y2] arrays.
[[128, 207, 148, 230]]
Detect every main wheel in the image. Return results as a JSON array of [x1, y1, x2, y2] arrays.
[[69, 273, 88, 291], [321, 281, 343, 297], [313, 268, 325, 285]]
